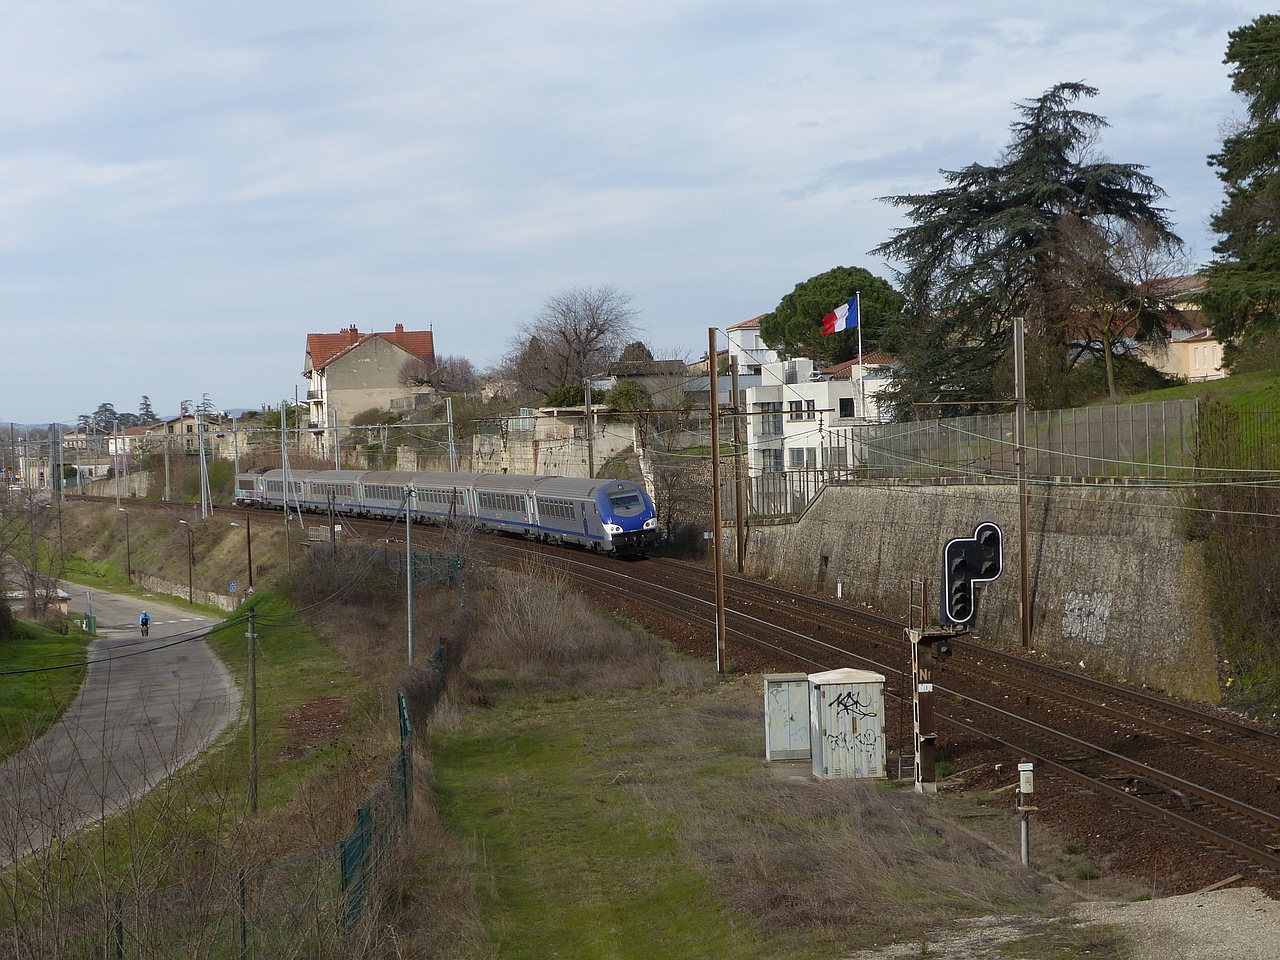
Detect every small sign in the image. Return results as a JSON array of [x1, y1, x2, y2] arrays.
[[918, 682, 933, 693], [230, 580, 237, 594]]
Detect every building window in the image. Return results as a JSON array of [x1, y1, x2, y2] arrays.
[[839, 397, 855, 419], [789, 400, 804, 421], [757, 402, 783, 436], [805, 399, 816, 420], [788, 447, 817, 469], [824, 446, 849, 468], [760, 448, 783, 473]]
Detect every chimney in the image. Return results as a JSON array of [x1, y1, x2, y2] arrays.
[[394, 323, 405, 338]]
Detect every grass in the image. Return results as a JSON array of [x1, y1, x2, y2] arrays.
[[432, 692, 774, 960], [1119, 363, 1280, 411], [430, 678, 1056, 958], [0, 620, 89, 761]]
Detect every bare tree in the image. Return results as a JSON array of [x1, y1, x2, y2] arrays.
[[1049, 216, 1191, 397], [398, 354, 480, 395], [504, 285, 639, 396], [2, 489, 65, 618]]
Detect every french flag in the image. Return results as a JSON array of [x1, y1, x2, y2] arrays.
[[821, 294, 860, 335]]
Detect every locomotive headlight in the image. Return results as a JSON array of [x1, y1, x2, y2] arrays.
[[643, 518, 657, 530], [604, 523, 623, 535]]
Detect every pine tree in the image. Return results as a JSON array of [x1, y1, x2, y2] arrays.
[[138, 395, 157, 423], [874, 82, 1177, 419], [1201, 15, 1280, 348], [759, 265, 901, 366]]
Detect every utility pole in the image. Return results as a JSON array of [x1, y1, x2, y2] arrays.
[[446, 396, 458, 472], [114, 420, 121, 508], [1014, 318, 1031, 649], [332, 409, 340, 470], [164, 434, 171, 502], [583, 379, 594, 479], [730, 356, 745, 573], [708, 328, 727, 675], [197, 408, 211, 519], [232, 416, 240, 477], [405, 486, 415, 665], [247, 608, 258, 813]]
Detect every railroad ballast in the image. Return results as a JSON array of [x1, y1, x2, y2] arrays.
[[234, 468, 659, 556]]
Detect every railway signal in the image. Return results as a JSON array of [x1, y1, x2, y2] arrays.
[[940, 522, 1003, 628]]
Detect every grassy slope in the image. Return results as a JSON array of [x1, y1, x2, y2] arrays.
[[433, 691, 773, 960], [1118, 366, 1280, 411], [0, 621, 89, 761]]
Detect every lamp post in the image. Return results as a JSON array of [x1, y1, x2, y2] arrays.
[[230, 515, 254, 594], [118, 508, 131, 584], [178, 519, 193, 605]]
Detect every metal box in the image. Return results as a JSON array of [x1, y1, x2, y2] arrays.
[[763, 673, 811, 760], [809, 668, 887, 779]]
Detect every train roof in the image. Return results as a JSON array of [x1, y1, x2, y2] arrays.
[[293, 470, 368, 482], [359, 471, 486, 485]]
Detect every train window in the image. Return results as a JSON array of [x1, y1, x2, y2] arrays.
[[609, 493, 642, 510]]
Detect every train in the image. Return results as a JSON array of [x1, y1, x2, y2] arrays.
[[234, 468, 660, 556]]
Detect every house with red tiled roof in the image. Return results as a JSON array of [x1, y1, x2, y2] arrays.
[[302, 324, 436, 452]]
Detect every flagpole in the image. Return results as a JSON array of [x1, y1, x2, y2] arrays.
[[856, 291, 865, 419]]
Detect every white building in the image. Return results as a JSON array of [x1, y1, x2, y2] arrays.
[[725, 315, 778, 377], [744, 355, 895, 474]]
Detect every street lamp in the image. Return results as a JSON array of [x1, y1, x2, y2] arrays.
[[230, 515, 254, 594], [178, 519, 193, 605], [118, 508, 131, 584]]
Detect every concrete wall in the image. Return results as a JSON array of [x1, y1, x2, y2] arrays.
[[326, 337, 418, 426], [733, 480, 1219, 703]]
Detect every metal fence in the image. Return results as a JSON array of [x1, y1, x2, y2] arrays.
[[827, 398, 1201, 481], [726, 399, 1215, 522]]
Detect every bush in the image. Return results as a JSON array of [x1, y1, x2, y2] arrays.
[[0, 598, 15, 641], [466, 566, 703, 694]]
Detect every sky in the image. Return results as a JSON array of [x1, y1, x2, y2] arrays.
[[0, 1, 1270, 424]]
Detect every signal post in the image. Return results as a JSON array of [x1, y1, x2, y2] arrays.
[[912, 522, 1004, 794], [909, 628, 954, 794]]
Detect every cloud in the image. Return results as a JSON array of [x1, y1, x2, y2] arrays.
[[0, 0, 1268, 422]]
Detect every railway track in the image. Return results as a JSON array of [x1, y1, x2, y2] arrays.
[[451, 535, 1280, 884], [71, 498, 1280, 885]]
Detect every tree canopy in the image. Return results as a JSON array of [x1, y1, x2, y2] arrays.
[[874, 82, 1177, 419], [1201, 14, 1280, 349], [759, 265, 901, 366]]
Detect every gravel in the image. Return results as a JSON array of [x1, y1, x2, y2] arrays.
[[1075, 886, 1280, 960]]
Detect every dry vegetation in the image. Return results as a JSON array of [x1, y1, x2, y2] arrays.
[[271, 544, 1076, 956]]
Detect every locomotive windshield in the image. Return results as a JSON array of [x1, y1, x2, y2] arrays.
[[608, 493, 643, 512]]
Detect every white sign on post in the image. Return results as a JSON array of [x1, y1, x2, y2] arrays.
[[230, 581, 237, 594]]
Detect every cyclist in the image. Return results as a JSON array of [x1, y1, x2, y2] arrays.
[[139, 611, 150, 637]]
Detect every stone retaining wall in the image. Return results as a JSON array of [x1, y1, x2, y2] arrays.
[[731, 480, 1218, 702], [137, 574, 240, 613]]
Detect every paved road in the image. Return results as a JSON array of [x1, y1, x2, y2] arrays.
[[0, 586, 240, 865]]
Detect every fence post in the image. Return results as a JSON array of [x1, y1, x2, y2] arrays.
[[238, 868, 248, 960], [341, 805, 372, 931], [115, 889, 123, 960]]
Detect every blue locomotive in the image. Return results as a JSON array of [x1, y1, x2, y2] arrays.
[[234, 468, 659, 556]]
